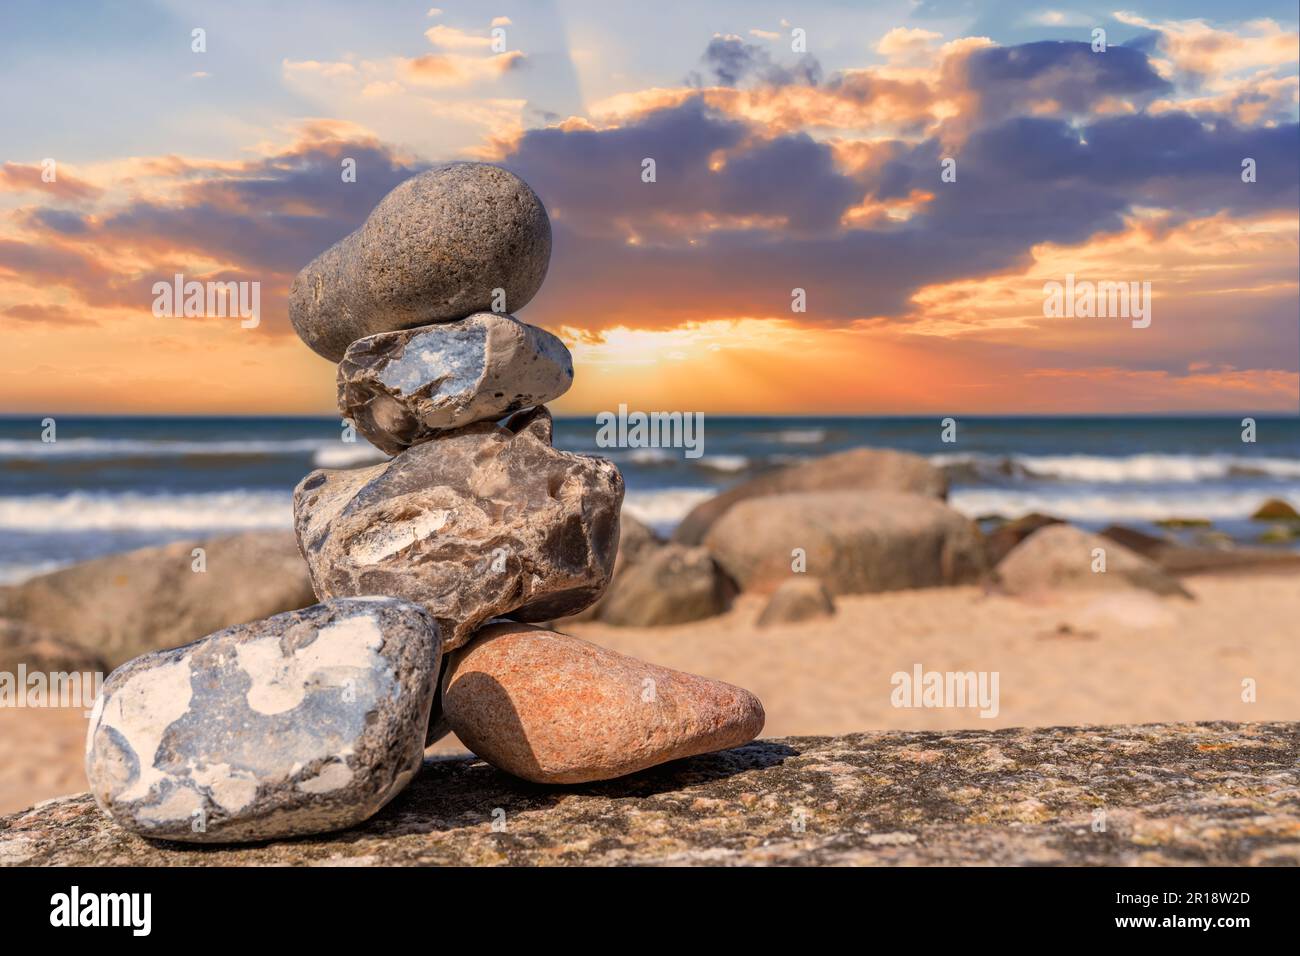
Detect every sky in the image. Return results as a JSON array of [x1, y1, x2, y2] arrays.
[[1, 0, 1297, 416]]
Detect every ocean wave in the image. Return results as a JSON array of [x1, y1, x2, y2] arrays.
[[313, 444, 388, 468], [625, 448, 675, 465], [622, 488, 715, 532], [932, 452, 1300, 483], [0, 558, 67, 586], [698, 454, 749, 473], [0, 437, 329, 460], [949, 487, 1300, 522], [762, 428, 827, 445], [0, 491, 293, 531]]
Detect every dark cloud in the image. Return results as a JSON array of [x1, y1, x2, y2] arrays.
[[959, 40, 1171, 122], [4, 36, 1293, 354], [501, 66, 1297, 332], [507, 99, 858, 239], [25, 208, 89, 235], [4, 133, 428, 336], [689, 35, 821, 88], [99, 139, 428, 274]]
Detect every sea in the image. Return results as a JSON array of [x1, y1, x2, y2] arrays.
[[1, 415, 1298, 585]]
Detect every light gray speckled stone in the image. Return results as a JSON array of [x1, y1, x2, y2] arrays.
[[338, 312, 573, 456], [290, 163, 552, 362], [293, 407, 623, 651], [84, 597, 440, 843]]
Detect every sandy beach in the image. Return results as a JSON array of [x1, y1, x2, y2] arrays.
[[5, 566, 1295, 817]]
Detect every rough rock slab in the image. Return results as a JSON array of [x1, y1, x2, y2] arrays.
[[673, 447, 948, 546], [442, 623, 763, 783], [998, 524, 1190, 597], [293, 408, 623, 650], [290, 163, 552, 362], [5, 722, 1297, 866], [338, 312, 573, 456], [85, 598, 440, 843], [704, 491, 986, 595], [0, 531, 316, 669]]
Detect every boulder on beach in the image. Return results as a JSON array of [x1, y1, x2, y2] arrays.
[[441, 622, 764, 784], [672, 447, 947, 546], [983, 512, 1064, 566], [338, 312, 573, 456], [290, 163, 552, 362], [0, 619, 107, 674], [997, 524, 1190, 597], [704, 491, 986, 595], [1251, 498, 1300, 521], [756, 576, 836, 627], [293, 406, 623, 650], [0, 531, 317, 670], [597, 543, 736, 627], [1100, 524, 1300, 575], [85, 598, 440, 843]]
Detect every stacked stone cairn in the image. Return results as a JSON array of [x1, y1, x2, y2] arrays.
[[85, 164, 765, 843]]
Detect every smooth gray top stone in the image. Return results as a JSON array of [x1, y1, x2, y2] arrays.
[[290, 163, 552, 361], [84, 598, 440, 844], [9, 722, 1296, 865], [338, 312, 573, 456]]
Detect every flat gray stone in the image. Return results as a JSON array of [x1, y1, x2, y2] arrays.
[[338, 312, 573, 456], [293, 407, 623, 650], [84, 598, 440, 844], [290, 163, 552, 361], [12, 722, 1297, 865]]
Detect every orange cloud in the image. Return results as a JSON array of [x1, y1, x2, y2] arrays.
[[0, 162, 103, 202]]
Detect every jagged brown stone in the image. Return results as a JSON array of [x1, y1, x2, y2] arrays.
[[293, 408, 623, 650]]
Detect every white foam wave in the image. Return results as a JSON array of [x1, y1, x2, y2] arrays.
[[932, 452, 1300, 483], [765, 429, 827, 444], [0, 437, 328, 460], [698, 454, 749, 473], [949, 487, 1300, 522], [0, 559, 67, 586], [622, 488, 715, 532], [625, 448, 675, 465], [313, 444, 387, 467], [0, 491, 293, 531]]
